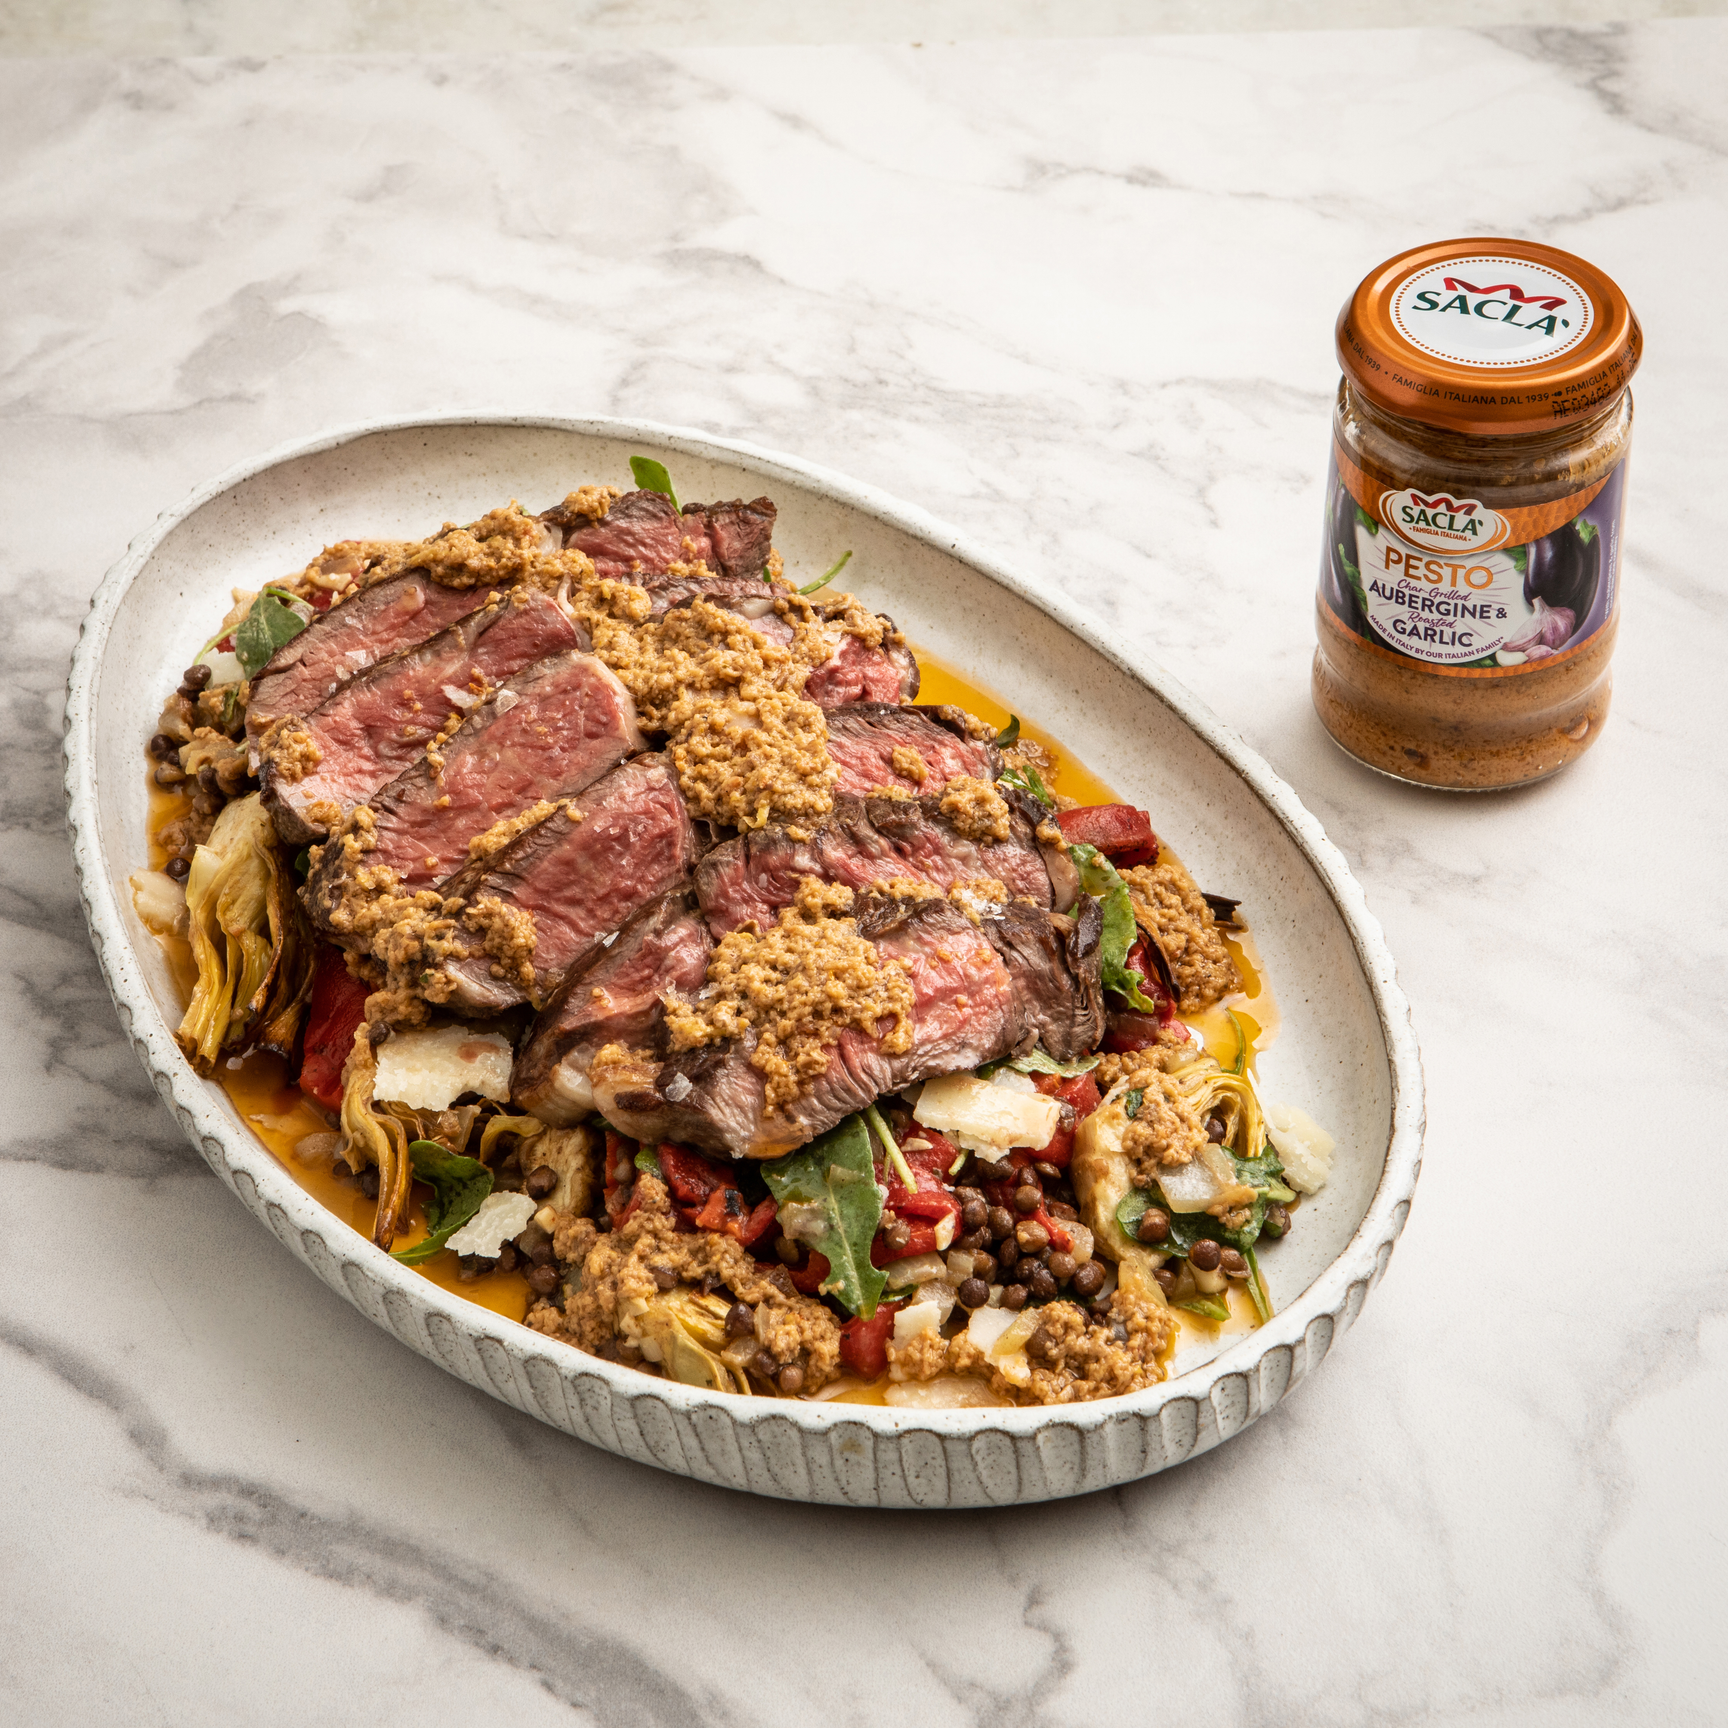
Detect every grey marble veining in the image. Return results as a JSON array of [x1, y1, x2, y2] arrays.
[[3, 21, 1726, 1724]]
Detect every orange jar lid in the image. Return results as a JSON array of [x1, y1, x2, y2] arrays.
[[1337, 237, 1641, 435]]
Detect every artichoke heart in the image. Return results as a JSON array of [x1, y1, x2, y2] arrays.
[[1072, 1051, 1265, 1294], [620, 1291, 752, 1395], [339, 1027, 414, 1250], [176, 793, 312, 1072], [1069, 1107, 1164, 1302]]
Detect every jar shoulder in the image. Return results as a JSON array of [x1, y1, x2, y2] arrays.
[[1333, 381, 1631, 506]]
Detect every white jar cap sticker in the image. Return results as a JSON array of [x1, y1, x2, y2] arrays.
[[1390, 253, 1595, 369]]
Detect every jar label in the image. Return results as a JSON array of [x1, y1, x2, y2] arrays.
[[1318, 444, 1626, 673], [1389, 253, 1595, 370]]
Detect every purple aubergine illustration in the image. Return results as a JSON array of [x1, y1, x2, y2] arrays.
[[1524, 516, 1600, 625]]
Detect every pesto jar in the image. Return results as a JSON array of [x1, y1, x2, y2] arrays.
[[1312, 238, 1641, 790]]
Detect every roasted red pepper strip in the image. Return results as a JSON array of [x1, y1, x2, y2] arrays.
[[874, 1126, 962, 1261], [1026, 1071, 1102, 1168], [296, 944, 370, 1109], [1103, 937, 1188, 1053], [603, 1129, 645, 1227], [870, 1223, 947, 1266], [658, 1143, 777, 1242], [839, 1300, 905, 1379], [692, 1186, 779, 1247], [658, 1143, 735, 1208], [1055, 803, 1159, 868], [1037, 1071, 1102, 1118], [783, 1247, 831, 1295]]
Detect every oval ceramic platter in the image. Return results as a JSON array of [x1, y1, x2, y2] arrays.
[[65, 415, 1423, 1509]]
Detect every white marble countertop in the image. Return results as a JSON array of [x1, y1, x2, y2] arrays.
[[4, 20, 1725, 1724]]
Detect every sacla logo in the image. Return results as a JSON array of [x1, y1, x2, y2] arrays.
[[1390, 254, 1594, 368], [1377, 488, 1511, 554], [1413, 277, 1568, 337]]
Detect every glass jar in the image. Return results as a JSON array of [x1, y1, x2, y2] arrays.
[[1312, 238, 1641, 790]]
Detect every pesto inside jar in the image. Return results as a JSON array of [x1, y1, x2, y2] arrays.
[[1312, 237, 1641, 790]]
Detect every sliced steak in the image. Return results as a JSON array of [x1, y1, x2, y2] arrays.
[[802, 624, 920, 707], [437, 754, 699, 1013], [247, 572, 488, 752], [304, 649, 643, 923], [592, 895, 1102, 1158], [262, 591, 583, 845], [591, 898, 1013, 1157], [511, 891, 712, 1124], [696, 792, 1052, 938], [639, 568, 794, 623], [552, 489, 778, 583], [983, 896, 1105, 1062], [824, 702, 999, 799]]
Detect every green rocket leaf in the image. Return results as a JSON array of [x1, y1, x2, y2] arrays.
[[392, 1140, 494, 1265], [761, 1115, 887, 1318], [629, 456, 678, 508]]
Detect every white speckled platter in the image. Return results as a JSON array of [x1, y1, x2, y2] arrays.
[[64, 415, 1423, 1507]]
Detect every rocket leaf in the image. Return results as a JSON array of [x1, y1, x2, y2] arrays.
[[629, 456, 678, 508], [977, 1046, 1099, 1081], [761, 1115, 887, 1318], [233, 590, 309, 678], [999, 763, 1053, 806], [392, 1139, 493, 1265], [800, 550, 851, 594], [1068, 842, 1159, 1013]]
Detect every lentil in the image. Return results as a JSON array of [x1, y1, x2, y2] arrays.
[[1071, 1261, 1106, 1298], [1136, 1207, 1171, 1245]]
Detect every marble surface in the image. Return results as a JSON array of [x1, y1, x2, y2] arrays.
[[5, 0, 1724, 54], [4, 20, 1726, 1724]]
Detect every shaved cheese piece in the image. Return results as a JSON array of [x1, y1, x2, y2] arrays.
[[885, 1252, 946, 1287], [446, 1191, 537, 1258], [373, 1025, 512, 1110], [912, 1073, 1061, 1155], [989, 1307, 1041, 1388], [966, 1305, 1018, 1352], [986, 1308, 1040, 1361], [892, 1302, 943, 1346], [1265, 1101, 1335, 1194]]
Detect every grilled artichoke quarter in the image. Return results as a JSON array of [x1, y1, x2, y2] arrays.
[[616, 1290, 755, 1394], [1071, 1051, 1264, 1297]]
